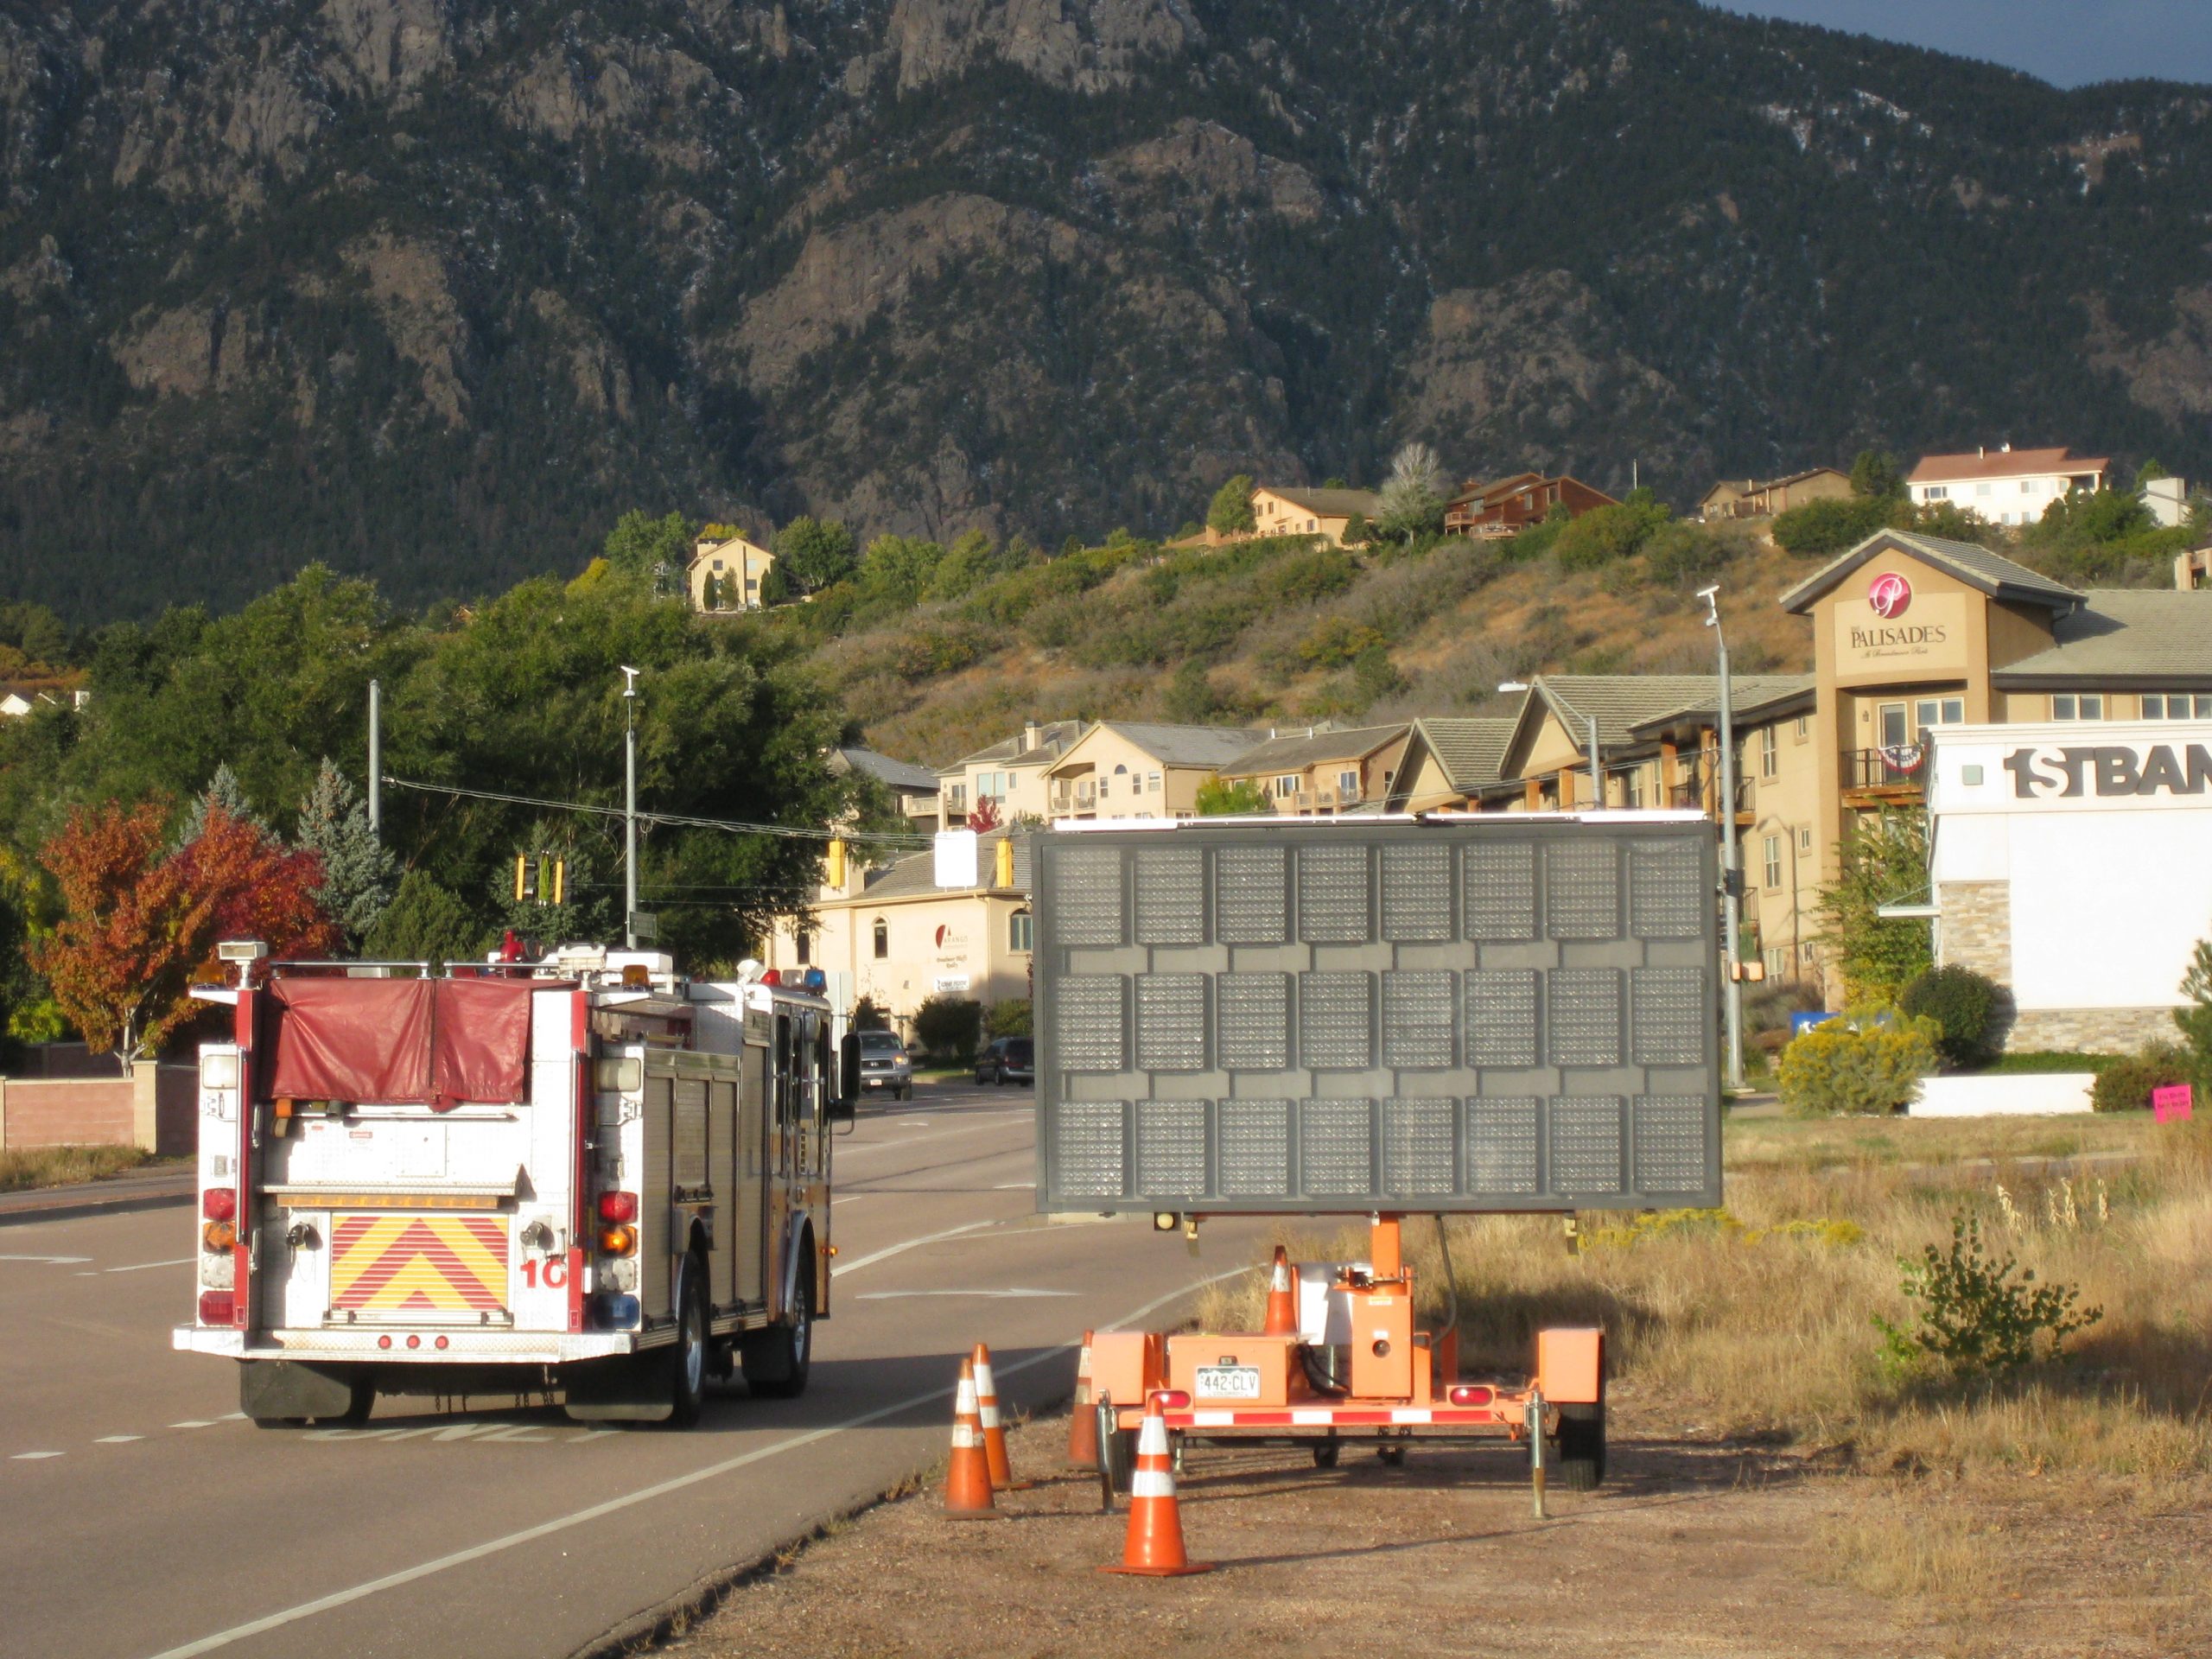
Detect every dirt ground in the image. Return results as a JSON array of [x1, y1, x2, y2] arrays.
[[664, 1394, 2211, 1659]]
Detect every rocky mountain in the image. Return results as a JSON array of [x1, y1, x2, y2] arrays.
[[5, 0, 2212, 619]]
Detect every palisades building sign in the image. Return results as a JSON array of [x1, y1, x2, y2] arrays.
[[1930, 721, 2212, 1046], [1832, 570, 1967, 684]]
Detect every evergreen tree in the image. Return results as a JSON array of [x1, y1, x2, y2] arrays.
[[365, 871, 485, 967], [1206, 475, 1256, 537], [174, 763, 265, 850], [294, 759, 396, 950]]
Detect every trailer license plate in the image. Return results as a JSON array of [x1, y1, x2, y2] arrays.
[[1194, 1365, 1261, 1400]]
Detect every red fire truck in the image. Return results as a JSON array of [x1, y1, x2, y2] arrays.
[[172, 944, 845, 1427]]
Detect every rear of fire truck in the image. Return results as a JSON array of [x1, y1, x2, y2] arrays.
[[173, 944, 840, 1427]]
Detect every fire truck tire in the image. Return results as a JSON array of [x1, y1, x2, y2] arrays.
[[741, 1243, 814, 1398], [666, 1259, 710, 1429], [1312, 1437, 1341, 1469], [1554, 1402, 1605, 1491]]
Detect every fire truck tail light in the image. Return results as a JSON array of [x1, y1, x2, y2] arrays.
[[598, 1294, 640, 1328], [1448, 1384, 1496, 1408], [1152, 1389, 1192, 1409], [201, 1187, 237, 1223], [596, 1191, 639, 1224], [201, 1219, 236, 1252], [201, 1053, 240, 1090], [197, 1291, 234, 1325], [598, 1224, 637, 1255]]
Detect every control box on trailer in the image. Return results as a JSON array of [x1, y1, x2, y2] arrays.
[[1033, 814, 1723, 1215]]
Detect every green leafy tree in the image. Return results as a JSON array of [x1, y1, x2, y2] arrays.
[[985, 997, 1032, 1039], [365, 869, 485, 965], [1161, 661, 1221, 723], [2175, 925, 2212, 1083], [603, 510, 694, 583], [1206, 474, 1255, 537], [1772, 494, 1899, 556], [775, 518, 858, 594], [1816, 809, 1934, 1004], [2136, 457, 2170, 484], [1554, 494, 1669, 570], [855, 535, 946, 608], [1849, 449, 1906, 499], [1197, 777, 1270, 816], [1897, 963, 2000, 1068], [294, 759, 396, 950], [1339, 512, 1372, 547], [912, 994, 982, 1061], [757, 563, 792, 607]]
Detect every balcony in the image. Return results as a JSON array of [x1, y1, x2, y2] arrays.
[[1048, 782, 1097, 816], [1663, 761, 1751, 818], [1842, 747, 1929, 798]]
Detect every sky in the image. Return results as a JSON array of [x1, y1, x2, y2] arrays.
[[1707, 2, 2212, 89]]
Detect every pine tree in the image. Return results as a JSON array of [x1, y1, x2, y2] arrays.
[[294, 759, 396, 950], [173, 763, 266, 851]]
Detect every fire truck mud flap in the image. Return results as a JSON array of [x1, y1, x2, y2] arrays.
[[240, 1359, 371, 1427], [561, 1356, 675, 1423]]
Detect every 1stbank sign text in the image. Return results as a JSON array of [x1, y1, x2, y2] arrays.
[[2004, 742, 2212, 799]]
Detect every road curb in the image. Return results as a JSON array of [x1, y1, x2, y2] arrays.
[[0, 1184, 195, 1230]]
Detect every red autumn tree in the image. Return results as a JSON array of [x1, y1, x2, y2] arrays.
[[967, 795, 1001, 832], [30, 801, 337, 1070]]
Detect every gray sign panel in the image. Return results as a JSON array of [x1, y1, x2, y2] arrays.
[[1033, 817, 1722, 1214]]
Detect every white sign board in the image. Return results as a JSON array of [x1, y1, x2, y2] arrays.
[[934, 829, 979, 889]]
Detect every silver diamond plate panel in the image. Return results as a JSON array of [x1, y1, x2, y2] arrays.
[[1057, 846, 1125, 946], [1463, 840, 1537, 940], [1465, 1096, 1540, 1193], [1465, 969, 1540, 1069], [1136, 1102, 1208, 1198], [1546, 839, 1619, 941], [1056, 976, 1125, 1073], [1215, 845, 1288, 944], [1380, 843, 1453, 942], [1381, 971, 1456, 1069], [1549, 1096, 1624, 1195], [1298, 843, 1371, 944], [1218, 1098, 1291, 1195], [1631, 967, 1708, 1066], [1217, 974, 1290, 1070], [1300, 1098, 1373, 1197], [1630, 837, 1707, 940], [1548, 969, 1622, 1067], [1055, 1101, 1126, 1198], [1299, 973, 1372, 1070], [1382, 1098, 1454, 1196], [1135, 975, 1208, 1072], [1134, 848, 1206, 945], [1633, 1095, 1707, 1196]]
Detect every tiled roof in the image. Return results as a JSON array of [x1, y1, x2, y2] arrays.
[[1777, 530, 2082, 613], [1529, 676, 1813, 748], [1991, 590, 2212, 684], [1406, 717, 1517, 792], [1908, 448, 2107, 484], [1625, 676, 1818, 736], [1260, 486, 1382, 518], [1056, 721, 1269, 770], [949, 719, 1086, 770], [833, 747, 940, 794], [1699, 467, 1847, 504], [1219, 723, 1410, 775]]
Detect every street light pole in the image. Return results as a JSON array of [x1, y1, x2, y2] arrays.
[[621, 665, 639, 950], [1699, 586, 1745, 1091], [1586, 715, 1602, 808], [366, 678, 381, 842]]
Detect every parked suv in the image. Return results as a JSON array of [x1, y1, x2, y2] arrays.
[[975, 1035, 1035, 1088], [856, 1029, 912, 1101]]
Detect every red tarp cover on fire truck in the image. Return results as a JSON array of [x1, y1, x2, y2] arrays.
[[263, 978, 537, 1109]]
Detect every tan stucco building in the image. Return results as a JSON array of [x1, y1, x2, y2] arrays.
[[938, 719, 1084, 826], [1244, 486, 1382, 546], [689, 531, 777, 612], [1215, 723, 1412, 815], [1041, 721, 1264, 820]]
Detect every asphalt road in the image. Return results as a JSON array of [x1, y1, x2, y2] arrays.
[[0, 1079, 1267, 1659]]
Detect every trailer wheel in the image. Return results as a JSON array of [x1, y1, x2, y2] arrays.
[[665, 1258, 710, 1428], [741, 1249, 814, 1399], [1554, 1402, 1605, 1491], [1312, 1437, 1341, 1470]]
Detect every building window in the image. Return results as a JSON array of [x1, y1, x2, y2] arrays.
[[1763, 834, 1782, 891], [1759, 726, 1778, 779], [1795, 715, 1808, 741], [1797, 826, 1814, 854], [1924, 485, 1949, 500], [1097, 773, 1109, 800], [1274, 774, 1300, 799], [872, 917, 888, 959], [1624, 767, 1645, 809], [1764, 945, 1787, 981], [2052, 694, 2105, 721], [2021, 480, 2035, 493], [1338, 769, 1359, 797], [946, 785, 967, 814], [1148, 771, 1163, 792], [1975, 482, 1993, 497], [2144, 693, 2212, 718], [1008, 909, 1033, 953], [796, 929, 812, 966]]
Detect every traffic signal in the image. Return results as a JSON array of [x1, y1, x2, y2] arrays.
[[513, 854, 537, 903], [827, 837, 847, 887], [545, 855, 566, 906], [514, 853, 566, 906]]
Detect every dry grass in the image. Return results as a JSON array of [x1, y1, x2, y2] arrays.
[[1723, 1109, 2156, 1173], [0, 1143, 159, 1192], [1199, 1115, 2212, 1482]]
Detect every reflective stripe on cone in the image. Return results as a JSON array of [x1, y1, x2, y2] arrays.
[[944, 1358, 998, 1519], [1101, 1392, 1212, 1577]]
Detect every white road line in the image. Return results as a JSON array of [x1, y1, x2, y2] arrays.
[[852, 1288, 1075, 1300], [168, 1420, 217, 1430], [0, 1254, 93, 1265], [105, 1256, 195, 1274], [94, 1435, 143, 1445], [141, 1264, 1245, 1659], [829, 1219, 997, 1277], [990, 1181, 1033, 1190], [11, 1451, 63, 1460]]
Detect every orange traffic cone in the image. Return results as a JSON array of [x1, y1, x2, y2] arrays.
[[1100, 1393, 1213, 1577], [1067, 1330, 1100, 1470], [971, 1342, 1031, 1491], [1262, 1244, 1298, 1337], [944, 1357, 998, 1519]]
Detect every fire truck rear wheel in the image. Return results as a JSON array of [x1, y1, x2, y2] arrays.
[[1554, 1402, 1605, 1491], [741, 1240, 815, 1399], [666, 1259, 710, 1429]]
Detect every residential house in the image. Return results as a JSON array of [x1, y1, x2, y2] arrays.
[[1906, 446, 2108, 527], [938, 720, 1084, 826], [829, 747, 944, 836], [1382, 717, 1519, 811], [1698, 467, 1853, 523], [1214, 723, 1412, 816], [1443, 474, 1618, 538], [1244, 486, 1383, 547], [1041, 721, 1266, 820], [0, 685, 88, 718], [688, 530, 778, 612]]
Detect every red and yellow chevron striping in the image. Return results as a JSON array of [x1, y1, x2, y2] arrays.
[[330, 1214, 507, 1313]]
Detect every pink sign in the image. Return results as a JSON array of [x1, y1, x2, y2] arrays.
[[2152, 1084, 2194, 1123], [1867, 571, 1913, 620]]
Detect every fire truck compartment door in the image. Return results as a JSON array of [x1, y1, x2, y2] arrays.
[[733, 1043, 769, 1310]]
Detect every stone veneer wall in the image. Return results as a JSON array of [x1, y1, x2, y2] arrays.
[[1938, 879, 2183, 1055]]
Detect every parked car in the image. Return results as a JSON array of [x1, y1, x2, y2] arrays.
[[856, 1029, 912, 1101], [975, 1035, 1034, 1088]]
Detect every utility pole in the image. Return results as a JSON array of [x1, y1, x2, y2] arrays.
[[1586, 715, 1602, 808], [621, 665, 639, 950], [367, 679, 382, 841], [1699, 586, 1745, 1091]]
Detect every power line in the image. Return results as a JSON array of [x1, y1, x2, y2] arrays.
[[379, 776, 931, 847]]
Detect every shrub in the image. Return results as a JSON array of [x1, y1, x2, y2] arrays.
[[2176, 927, 2212, 1079], [1266, 547, 1357, 604], [850, 995, 888, 1031], [1552, 497, 1669, 571], [912, 995, 982, 1062], [1873, 1212, 2101, 1376], [1771, 494, 1897, 556], [1297, 615, 1389, 669], [984, 997, 1031, 1039], [2089, 1039, 2194, 1112], [1898, 964, 2001, 1068], [1776, 1011, 1939, 1116]]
